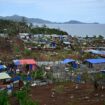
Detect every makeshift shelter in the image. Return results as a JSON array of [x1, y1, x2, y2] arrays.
[[85, 58, 105, 64], [62, 59, 75, 64], [50, 42, 56, 48], [0, 72, 11, 80], [62, 59, 78, 69], [84, 49, 105, 56], [12, 76, 21, 82], [0, 65, 7, 71], [84, 58, 105, 70], [100, 70, 105, 73], [0, 72, 12, 93], [13, 59, 37, 71]]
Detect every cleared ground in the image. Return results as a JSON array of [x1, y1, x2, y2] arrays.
[[27, 83, 105, 105]]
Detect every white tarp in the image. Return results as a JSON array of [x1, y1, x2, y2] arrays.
[[0, 72, 11, 80]]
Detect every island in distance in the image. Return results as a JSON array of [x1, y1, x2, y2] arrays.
[[0, 15, 99, 24]]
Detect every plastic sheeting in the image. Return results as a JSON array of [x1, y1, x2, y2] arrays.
[[0, 65, 6, 70], [85, 58, 105, 64], [62, 59, 75, 64], [0, 72, 11, 80], [85, 49, 105, 55], [13, 59, 36, 65]]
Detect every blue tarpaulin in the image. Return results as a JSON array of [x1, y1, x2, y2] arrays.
[[76, 75, 81, 83], [13, 60, 20, 65], [85, 58, 105, 64], [26, 76, 32, 81], [0, 65, 6, 70], [72, 62, 78, 69], [12, 76, 21, 81], [29, 64, 32, 70], [62, 59, 75, 64]]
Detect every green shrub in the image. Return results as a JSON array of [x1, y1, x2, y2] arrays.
[[0, 90, 10, 105], [16, 88, 39, 105]]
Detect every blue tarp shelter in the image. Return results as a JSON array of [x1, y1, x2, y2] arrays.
[[62, 58, 78, 69], [85, 58, 105, 64], [62, 59, 75, 64], [0, 65, 7, 70]]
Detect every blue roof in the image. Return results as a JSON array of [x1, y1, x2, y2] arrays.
[[62, 59, 75, 64], [85, 58, 105, 64]]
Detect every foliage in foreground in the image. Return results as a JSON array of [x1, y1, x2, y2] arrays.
[[15, 86, 39, 105], [0, 90, 10, 105]]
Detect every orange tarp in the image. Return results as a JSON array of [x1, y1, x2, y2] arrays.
[[19, 59, 36, 65]]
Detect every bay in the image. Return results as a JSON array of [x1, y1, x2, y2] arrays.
[[34, 23, 105, 37]]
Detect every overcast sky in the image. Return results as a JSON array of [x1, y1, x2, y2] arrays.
[[0, 0, 105, 23]]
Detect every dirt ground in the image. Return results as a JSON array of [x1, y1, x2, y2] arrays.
[[10, 83, 105, 105], [29, 83, 105, 105]]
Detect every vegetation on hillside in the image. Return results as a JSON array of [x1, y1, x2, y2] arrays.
[[0, 19, 29, 36], [31, 25, 68, 35], [0, 19, 68, 36]]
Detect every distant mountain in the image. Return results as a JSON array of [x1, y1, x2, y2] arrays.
[[0, 15, 52, 24], [64, 20, 85, 24], [64, 20, 99, 24], [0, 15, 99, 24]]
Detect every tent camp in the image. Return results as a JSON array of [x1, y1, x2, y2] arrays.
[[13, 59, 37, 70], [0, 72, 11, 80]]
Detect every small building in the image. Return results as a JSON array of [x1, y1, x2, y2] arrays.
[[84, 49, 105, 57], [18, 33, 30, 40]]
